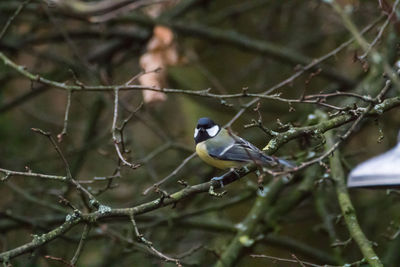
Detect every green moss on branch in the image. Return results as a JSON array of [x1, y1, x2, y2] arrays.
[[325, 129, 383, 267]]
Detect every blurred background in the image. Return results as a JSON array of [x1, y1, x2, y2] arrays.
[[1, 0, 400, 266]]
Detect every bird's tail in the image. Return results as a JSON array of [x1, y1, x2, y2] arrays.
[[277, 158, 295, 168], [261, 154, 295, 168]]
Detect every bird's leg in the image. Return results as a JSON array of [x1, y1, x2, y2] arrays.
[[210, 168, 241, 188], [211, 175, 225, 188], [209, 167, 245, 197]]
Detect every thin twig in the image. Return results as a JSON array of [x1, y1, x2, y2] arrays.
[[125, 68, 161, 85], [360, 0, 400, 59], [89, 0, 169, 23], [7, 182, 66, 213], [250, 254, 364, 267], [225, 16, 382, 127], [70, 224, 91, 265], [138, 142, 172, 164], [271, 79, 392, 177], [329, 0, 400, 93], [129, 213, 182, 266], [78, 174, 121, 184], [304, 91, 373, 103], [31, 128, 73, 179], [143, 152, 196, 195], [291, 254, 307, 267], [0, 167, 121, 185], [58, 195, 79, 211], [45, 255, 74, 267], [0, 168, 66, 181], [111, 89, 141, 169], [117, 102, 143, 154], [31, 128, 99, 207], [0, 0, 31, 41], [58, 90, 72, 142]]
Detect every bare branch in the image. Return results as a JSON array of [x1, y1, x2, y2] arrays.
[[58, 90, 72, 142], [70, 224, 91, 265], [143, 152, 196, 195], [31, 128, 99, 207], [0, 0, 31, 41], [129, 213, 181, 266], [111, 89, 141, 169]]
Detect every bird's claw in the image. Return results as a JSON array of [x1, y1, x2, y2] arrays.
[[209, 176, 227, 197], [208, 184, 227, 197]]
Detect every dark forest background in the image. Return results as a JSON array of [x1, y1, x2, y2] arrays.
[[1, 0, 400, 266]]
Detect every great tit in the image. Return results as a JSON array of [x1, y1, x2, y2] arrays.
[[194, 117, 291, 183]]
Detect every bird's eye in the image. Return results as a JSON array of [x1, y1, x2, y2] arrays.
[[194, 128, 199, 138], [206, 125, 219, 137]]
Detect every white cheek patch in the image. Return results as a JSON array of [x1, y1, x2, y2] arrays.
[[206, 125, 219, 137], [194, 128, 199, 138]]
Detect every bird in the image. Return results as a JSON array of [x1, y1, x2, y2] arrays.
[[194, 117, 292, 185]]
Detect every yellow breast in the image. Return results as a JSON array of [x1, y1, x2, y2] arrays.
[[196, 142, 242, 169]]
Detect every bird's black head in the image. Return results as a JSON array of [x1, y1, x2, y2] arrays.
[[194, 117, 220, 144]]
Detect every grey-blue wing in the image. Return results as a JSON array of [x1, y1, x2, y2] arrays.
[[208, 136, 275, 165]]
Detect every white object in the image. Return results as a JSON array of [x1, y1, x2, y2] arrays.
[[348, 137, 400, 188]]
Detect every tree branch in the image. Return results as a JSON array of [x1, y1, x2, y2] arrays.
[[325, 129, 383, 267]]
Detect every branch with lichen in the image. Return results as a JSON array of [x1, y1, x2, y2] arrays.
[[325, 128, 383, 267], [1, 1, 399, 266], [1, 92, 399, 263], [213, 178, 287, 267], [214, 158, 323, 266]]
